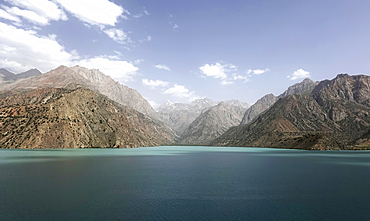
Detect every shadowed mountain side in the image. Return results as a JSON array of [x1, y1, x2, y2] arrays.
[[179, 102, 246, 145], [212, 74, 370, 150], [0, 88, 176, 148], [0, 68, 41, 86], [1, 65, 158, 119]]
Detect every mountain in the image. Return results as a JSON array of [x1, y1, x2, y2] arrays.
[[224, 99, 250, 109], [240, 78, 318, 125], [240, 94, 277, 125], [212, 74, 370, 150], [0, 68, 15, 80], [0, 68, 41, 86], [278, 78, 318, 98], [17, 68, 42, 79], [157, 98, 218, 135], [1, 65, 157, 119], [179, 101, 247, 145], [0, 87, 176, 148]]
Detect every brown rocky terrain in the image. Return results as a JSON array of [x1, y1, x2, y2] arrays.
[[1, 65, 158, 119], [0, 87, 176, 148], [212, 74, 370, 150], [240, 78, 318, 125]]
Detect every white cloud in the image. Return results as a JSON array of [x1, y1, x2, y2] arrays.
[[142, 79, 169, 88], [4, 6, 49, 25], [103, 28, 131, 44], [138, 35, 152, 43], [147, 100, 160, 109], [133, 13, 142, 19], [247, 68, 270, 75], [0, 8, 21, 22], [55, 0, 127, 26], [173, 24, 178, 29], [4, 0, 67, 23], [233, 74, 249, 82], [221, 80, 234, 85], [114, 50, 122, 56], [134, 59, 143, 65], [199, 62, 236, 79], [78, 57, 138, 83], [0, 22, 77, 73], [144, 10, 150, 15], [163, 84, 200, 101], [155, 64, 170, 71], [0, 22, 138, 81], [288, 69, 310, 80]]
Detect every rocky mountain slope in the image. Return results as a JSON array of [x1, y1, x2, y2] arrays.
[[179, 101, 247, 145], [240, 78, 318, 125], [157, 98, 218, 135], [240, 94, 277, 125], [278, 78, 318, 98], [0, 87, 176, 148], [0, 68, 41, 86], [1, 65, 158, 119], [157, 98, 249, 136], [212, 74, 370, 150]]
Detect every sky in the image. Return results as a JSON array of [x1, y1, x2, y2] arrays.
[[1, 0, 370, 108]]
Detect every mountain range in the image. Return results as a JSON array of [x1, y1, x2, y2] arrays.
[[179, 101, 248, 145], [157, 99, 249, 137], [241, 78, 318, 125], [1, 65, 370, 150], [0, 66, 176, 148], [212, 74, 370, 150], [0, 68, 41, 86]]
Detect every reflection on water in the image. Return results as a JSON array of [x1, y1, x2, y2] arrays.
[[0, 146, 370, 220]]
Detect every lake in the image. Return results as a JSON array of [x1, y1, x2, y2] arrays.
[[0, 146, 370, 220]]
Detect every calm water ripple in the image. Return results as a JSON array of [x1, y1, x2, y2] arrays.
[[0, 146, 370, 220]]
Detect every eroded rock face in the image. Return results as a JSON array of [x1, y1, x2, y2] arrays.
[[179, 101, 247, 145], [313, 74, 370, 107], [240, 78, 318, 125], [212, 74, 370, 150], [240, 94, 277, 125], [0, 88, 176, 148], [278, 78, 318, 98], [157, 98, 219, 135], [1, 65, 158, 119]]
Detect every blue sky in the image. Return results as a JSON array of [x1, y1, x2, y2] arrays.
[[0, 0, 370, 108]]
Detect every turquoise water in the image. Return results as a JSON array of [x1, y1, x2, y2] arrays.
[[1, 146, 370, 220]]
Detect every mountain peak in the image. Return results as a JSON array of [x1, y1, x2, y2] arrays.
[[218, 101, 227, 106], [335, 73, 350, 79], [279, 78, 318, 99], [1, 65, 158, 119]]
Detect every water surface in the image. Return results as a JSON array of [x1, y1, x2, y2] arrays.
[[1, 146, 370, 220]]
